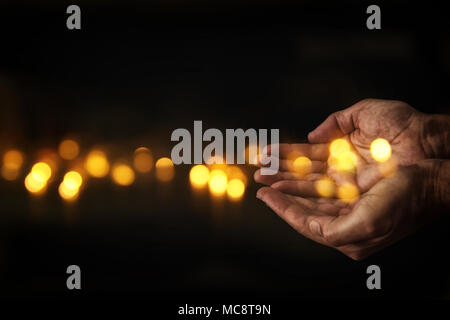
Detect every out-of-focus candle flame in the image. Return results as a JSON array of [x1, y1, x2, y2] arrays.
[[189, 164, 210, 188], [85, 150, 110, 178], [58, 182, 79, 201], [1, 149, 24, 181], [155, 157, 174, 182], [133, 147, 154, 173], [315, 177, 335, 198], [24, 162, 52, 194], [329, 139, 350, 158], [111, 163, 135, 186], [58, 139, 80, 160], [337, 183, 359, 203], [63, 171, 83, 190], [293, 156, 312, 176], [25, 173, 47, 194], [328, 139, 357, 172], [30, 162, 52, 182], [328, 151, 358, 172], [226, 178, 245, 200], [370, 138, 391, 162], [59, 170, 83, 201], [208, 169, 228, 196]]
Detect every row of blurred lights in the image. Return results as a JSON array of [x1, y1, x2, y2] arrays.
[[1, 137, 392, 204], [290, 137, 393, 203], [1, 139, 248, 203]]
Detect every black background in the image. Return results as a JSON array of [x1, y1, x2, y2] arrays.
[[0, 0, 449, 301]]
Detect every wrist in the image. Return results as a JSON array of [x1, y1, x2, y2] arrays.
[[420, 113, 450, 159], [417, 159, 450, 215]]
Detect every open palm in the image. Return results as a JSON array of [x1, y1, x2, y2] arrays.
[[256, 163, 430, 260]]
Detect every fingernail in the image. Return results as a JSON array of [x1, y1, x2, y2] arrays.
[[310, 220, 323, 237]]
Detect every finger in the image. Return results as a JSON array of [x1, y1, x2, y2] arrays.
[[266, 143, 330, 161], [278, 159, 326, 173], [271, 180, 320, 197], [327, 169, 358, 187], [254, 169, 305, 186], [356, 160, 398, 192], [285, 194, 317, 211], [256, 187, 327, 245], [308, 103, 363, 143], [308, 203, 374, 247], [313, 197, 348, 208]]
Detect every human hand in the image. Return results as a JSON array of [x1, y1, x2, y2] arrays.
[[255, 160, 445, 260], [257, 99, 450, 191]]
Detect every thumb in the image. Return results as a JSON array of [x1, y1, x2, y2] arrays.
[[308, 105, 359, 143]]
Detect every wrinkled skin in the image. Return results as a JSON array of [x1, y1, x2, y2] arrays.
[[258, 99, 430, 192], [254, 99, 447, 260], [256, 162, 436, 260]]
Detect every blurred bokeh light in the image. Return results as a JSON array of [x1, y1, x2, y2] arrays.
[[58, 139, 80, 160], [133, 147, 154, 173], [337, 183, 359, 203], [329, 139, 350, 158], [1, 149, 24, 181], [293, 156, 312, 176], [155, 157, 175, 182], [226, 178, 245, 200], [208, 169, 228, 196], [111, 163, 135, 186], [85, 150, 110, 178], [370, 138, 392, 162], [315, 177, 335, 198], [189, 164, 210, 189]]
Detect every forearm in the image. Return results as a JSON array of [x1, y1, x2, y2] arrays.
[[420, 113, 450, 159]]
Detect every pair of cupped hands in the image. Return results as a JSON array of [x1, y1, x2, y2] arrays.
[[254, 99, 446, 260]]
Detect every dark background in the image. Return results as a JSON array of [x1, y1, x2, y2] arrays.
[[0, 0, 449, 301]]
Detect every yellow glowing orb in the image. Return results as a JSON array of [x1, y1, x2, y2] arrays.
[[155, 157, 175, 182], [189, 165, 210, 188], [133, 147, 154, 173], [58, 139, 80, 160], [329, 151, 358, 172], [337, 183, 359, 203], [3, 149, 24, 170], [111, 164, 135, 186], [85, 150, 110, 178], [329, 139, 350, 158], [63, 171, 83, 190], [24, 173, 47, 193], [30, 162, 52, 182], [293, 156, 312, 175], [370, 138, 391, 162], [58, 182, 79, 200], [227, 178, 245, 200], [208, 169, 228, 196], [315, 177, 335, 198]]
